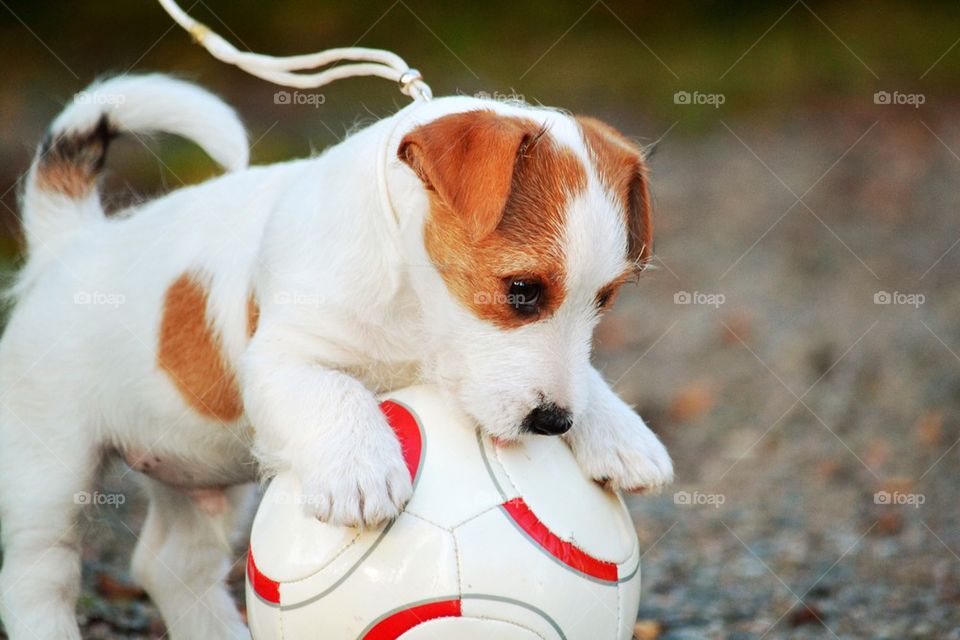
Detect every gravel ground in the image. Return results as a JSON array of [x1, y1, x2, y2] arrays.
[[1, 106, 959, 639], [610, 108, 960, 639]]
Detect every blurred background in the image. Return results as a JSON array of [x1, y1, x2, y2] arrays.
[[1, 1, 960, 638]]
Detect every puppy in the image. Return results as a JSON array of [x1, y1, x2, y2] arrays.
[[0, 74, 672, 639]]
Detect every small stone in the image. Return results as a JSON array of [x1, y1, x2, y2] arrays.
[[789, 603, 825, 627], [911, 621, 934, 635]]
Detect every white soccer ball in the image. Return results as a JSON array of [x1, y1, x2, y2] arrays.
[[246, 385, 642, 640]]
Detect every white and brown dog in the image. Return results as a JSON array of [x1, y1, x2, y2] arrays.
[[0, 74, 672, 639]]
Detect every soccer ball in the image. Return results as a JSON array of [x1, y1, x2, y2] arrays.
[[246, 385, 641, 640]]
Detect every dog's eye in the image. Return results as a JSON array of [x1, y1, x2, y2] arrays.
[[507, 279, 542, 316]]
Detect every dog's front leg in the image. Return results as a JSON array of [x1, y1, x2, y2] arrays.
[[241, 330, 412, 527], [566, 366, 673, 493]]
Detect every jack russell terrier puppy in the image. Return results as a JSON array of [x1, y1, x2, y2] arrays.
[[0, 74, 672, 639]]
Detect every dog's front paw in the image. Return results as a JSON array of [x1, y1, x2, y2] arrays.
[[297, 413, 413, 528], [574, 413, 674, 494], [590, 440, 673, 494]]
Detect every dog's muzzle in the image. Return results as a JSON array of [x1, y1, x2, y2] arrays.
[[521, 403, 573, 436]]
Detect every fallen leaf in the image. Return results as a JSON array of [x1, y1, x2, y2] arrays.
[[95, 572, 146, 601], [633, 619, 662, 640], [915, 411, 943, 447], [668, 380, 715, 423]]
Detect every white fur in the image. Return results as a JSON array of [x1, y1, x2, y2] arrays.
[[0, 76, 672, 640]]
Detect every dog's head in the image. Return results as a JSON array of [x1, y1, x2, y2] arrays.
[[393, 101, 651, 441]]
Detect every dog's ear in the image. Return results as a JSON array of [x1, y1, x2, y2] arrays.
[[626, 157, 653, 266], [398, 110, 539, 240], [576, 116, 653, 266]]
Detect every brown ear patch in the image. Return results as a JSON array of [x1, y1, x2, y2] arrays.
[[403, 111, 587, 328], [576, 116, 653, 267], [158, 273, 244, 422], [399, 110, 541, 240]]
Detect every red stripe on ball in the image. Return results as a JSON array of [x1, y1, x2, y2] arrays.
[[363, 598, 462, 639], [247, 546, 281, 604], [502, 497, 619, 582], [379, 400, 423, 481]]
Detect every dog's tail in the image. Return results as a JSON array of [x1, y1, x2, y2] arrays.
[[21, 74, 248, 255]]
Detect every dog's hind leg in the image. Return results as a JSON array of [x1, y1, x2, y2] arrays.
[[0, 407, 99, 640], [131, 479, 254, 640]]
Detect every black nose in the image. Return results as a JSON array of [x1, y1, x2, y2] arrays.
[[521, 403, 573, 436]]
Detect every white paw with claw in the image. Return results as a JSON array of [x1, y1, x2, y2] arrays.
[[296, 413, 412, 528], [574, 411, 674, 494]]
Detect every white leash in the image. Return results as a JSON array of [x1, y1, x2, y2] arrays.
[[157, 0, 433, 102]]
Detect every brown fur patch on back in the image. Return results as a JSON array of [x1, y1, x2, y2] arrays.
[[576, 116, 653, 267], [400, 110, 586, 328], [158, 273, 244, 422], [35, 116, 114, 198]]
